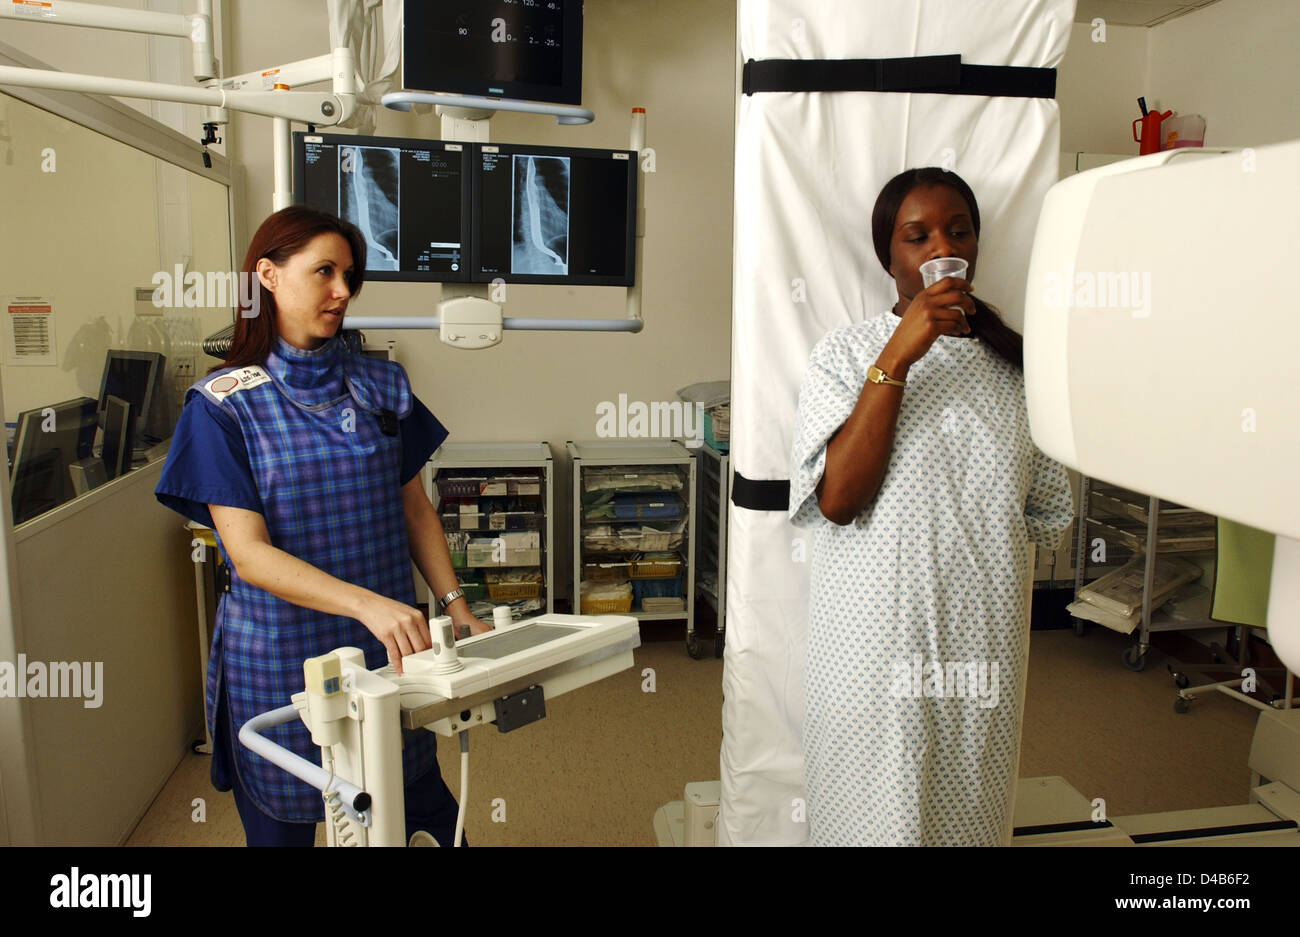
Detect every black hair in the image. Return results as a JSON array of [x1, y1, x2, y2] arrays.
[[871, 168, 1023, 371]]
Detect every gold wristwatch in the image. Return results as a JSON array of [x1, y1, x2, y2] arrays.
[[867, 364, 906, 387]]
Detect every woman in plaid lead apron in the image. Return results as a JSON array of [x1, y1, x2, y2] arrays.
[[158, 207, 487, 845]]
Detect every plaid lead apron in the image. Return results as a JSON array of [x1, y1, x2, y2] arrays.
[[197, 337, 438, 822]]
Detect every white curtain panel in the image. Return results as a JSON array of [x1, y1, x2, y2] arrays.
[[722, 0, 1075, 845]]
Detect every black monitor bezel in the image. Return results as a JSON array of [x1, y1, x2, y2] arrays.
[[401, 1, 583, 106], [10, 397, 99, 524], [469, 142, 637, 287], [291, 131, 474, 284], [101, 395, 132, 481], [96, 350, 162, 450]]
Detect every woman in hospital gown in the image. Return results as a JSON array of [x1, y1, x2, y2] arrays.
[[789, 169, 1073, 846]]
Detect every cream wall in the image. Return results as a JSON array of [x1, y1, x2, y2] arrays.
[[1147, 0, 1300, 147], [1059, 0, 1300, 157], [1058, 20, 1149, 154]]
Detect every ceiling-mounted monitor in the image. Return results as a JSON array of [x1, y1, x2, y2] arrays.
[[294, 131, 472, 283], [470, 142, 636, 287], [402, 1, 583, 106]]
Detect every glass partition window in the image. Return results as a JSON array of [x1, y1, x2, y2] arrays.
[[0, 91, 231, 525]]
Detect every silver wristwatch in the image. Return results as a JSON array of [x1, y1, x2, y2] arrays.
[[437, 587, 466, 612]]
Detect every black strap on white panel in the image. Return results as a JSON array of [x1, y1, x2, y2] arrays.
[[732, 471, 792, 513], [742, 55, 1056, 99]]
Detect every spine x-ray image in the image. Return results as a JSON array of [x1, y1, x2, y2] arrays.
[[512, 155, 570, 275], [340, 146, 400, 272]]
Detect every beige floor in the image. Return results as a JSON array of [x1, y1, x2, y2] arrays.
[[126, 625, 1264, 846]]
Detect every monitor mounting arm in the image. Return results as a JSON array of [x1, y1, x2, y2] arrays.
[[0, 0, 357, 184]]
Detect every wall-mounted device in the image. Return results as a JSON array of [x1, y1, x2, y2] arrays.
[[293, 134, 636, 289], [294, 132, 472, 283], [402, 1, 583, 106]]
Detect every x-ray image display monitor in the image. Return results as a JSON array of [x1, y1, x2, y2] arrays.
[[403, 1, 582, 105], [293, 132, 471, 282], [472, 144, 636, 287], [513, 154, 569, 275]]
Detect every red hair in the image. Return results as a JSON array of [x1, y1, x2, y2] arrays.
[[215, 206, 368, 373]]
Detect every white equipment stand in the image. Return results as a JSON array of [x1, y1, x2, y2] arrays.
[[241, 612, 640, 847]]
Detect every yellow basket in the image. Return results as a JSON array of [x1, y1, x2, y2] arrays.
[[630, 555, 681, 579], [582, 561, 632, 583], [580, 596, 633, 614], [488, 581, 541, 601]]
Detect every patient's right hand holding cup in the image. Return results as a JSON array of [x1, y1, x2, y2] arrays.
[[919, 257, 972, 333]]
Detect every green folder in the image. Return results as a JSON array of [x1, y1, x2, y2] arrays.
[[1211, 519, 1275, 627]]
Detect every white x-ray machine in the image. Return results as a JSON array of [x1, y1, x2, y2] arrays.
[[1024, 141, 1298, 667], [1016, 139, 1300, 845]]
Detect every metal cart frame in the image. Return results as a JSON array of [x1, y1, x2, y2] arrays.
[[694, 443, 729, 658]]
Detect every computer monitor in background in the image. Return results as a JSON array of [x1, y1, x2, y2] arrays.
[[402, 1, 583, 105], [10, 397, 98, 524], [293, 131, 472, 283], [100, 395, 132, 481], [471, 143, 637, 287], [97, 350, 163, 450]]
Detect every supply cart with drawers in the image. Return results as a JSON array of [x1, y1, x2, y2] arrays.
[[428, 443, 554, 622], [568, 440, 699, 656]]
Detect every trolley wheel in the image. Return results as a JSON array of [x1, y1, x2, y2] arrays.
[[1072, 617, 1086, 637], [687, 632, 702, 659], [1122, 644, 1148, 672], [1168, 668, 1190, 689], [715, 631, 725, 659], [1174, 697, 1190, 714]]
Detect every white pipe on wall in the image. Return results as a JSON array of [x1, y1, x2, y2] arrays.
[[627, 107, 646, 324], [272, 115, 291, 211]]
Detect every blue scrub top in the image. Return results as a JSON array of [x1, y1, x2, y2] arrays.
[[155, 341, 449, 821], [157, 393, 447, 528]]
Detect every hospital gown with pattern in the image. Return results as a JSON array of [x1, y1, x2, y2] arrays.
[[789, 311, 1073, 846]]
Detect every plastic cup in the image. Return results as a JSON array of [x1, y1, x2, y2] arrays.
[[919, 256, 968, 288]]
